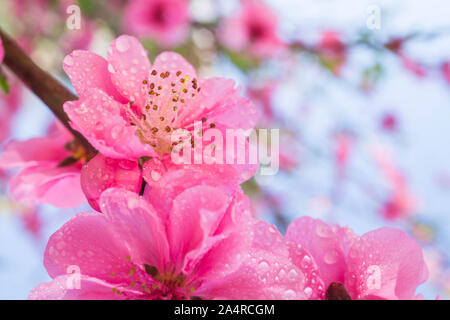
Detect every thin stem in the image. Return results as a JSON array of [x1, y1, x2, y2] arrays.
[[0, 28, 97, 156]]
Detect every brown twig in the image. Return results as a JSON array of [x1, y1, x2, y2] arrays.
[[0, 28, 97, 156]]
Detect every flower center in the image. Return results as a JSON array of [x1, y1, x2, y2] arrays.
[[249, 23, 267, 42], [126, 69, 214, 155], [151, 3, 167, 25]]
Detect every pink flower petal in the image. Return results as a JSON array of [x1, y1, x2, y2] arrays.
[[168, 185, 232, 266], [144, 165, 240, 220], [62, 50, 124, 102], [345, 227, 428, 300], [81, 154, 142, 211], [9, 164, 85, 208], [285, 217, 347, 289], [64, 88, 150, 159], [197, 221, 317, 299], [29, 275, 134, 300], [44, 212, 135, 280], [152, 51, 197, 79], [107, 35, 151, 108], [0, 135, 70, 169], [99, 188, 170, 271]]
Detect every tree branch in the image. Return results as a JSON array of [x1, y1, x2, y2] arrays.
[[0, 28, 97, 156]]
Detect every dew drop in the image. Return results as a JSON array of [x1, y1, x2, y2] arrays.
[[304, 287, 312, 298], [63, 55, 74, 66], [324, 250, 339, 264], [108, 63, 115, 74], [116, 37, 130, 52], [258, 261, 270, 273], [151, 170, 161, 181], [282, 289, 296, 300]]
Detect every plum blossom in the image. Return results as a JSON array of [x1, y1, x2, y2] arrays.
[[29, 171, 324, 300], [124, 0, 189, 48], [0, 122, 87, 208], [63, 35, 258, 209], [286, 217, 428, 300], [218, 0, 285, 59]]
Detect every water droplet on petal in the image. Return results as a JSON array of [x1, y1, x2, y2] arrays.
[[258, 261, 270, 273], [108, 63, 115, 74], [116, 37, 130, 52], [151, 170, 161, 181], [304, 287, 312, 298], [324, 250, 339, 264], [282, 289, 296, 299], [63, 55, 74, 66]]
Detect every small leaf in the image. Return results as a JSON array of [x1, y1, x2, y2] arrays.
[[0, 68, 10, 94]]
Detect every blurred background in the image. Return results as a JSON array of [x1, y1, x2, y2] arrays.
[[1, 0, 450, 299]]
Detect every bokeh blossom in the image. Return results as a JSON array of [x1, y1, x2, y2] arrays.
[[219, 0, 285, 59], [124, 0, 190, 48]]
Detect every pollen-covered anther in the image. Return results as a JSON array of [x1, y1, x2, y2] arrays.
[[126, 71, 205, 154]]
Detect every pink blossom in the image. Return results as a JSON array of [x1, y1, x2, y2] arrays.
[[373, 147, 416, 220], [29, 173, 323, 299], [317, 31, 347, 76], [333, 132, 353, 180], [124, 0, 189, 48], [380, 113, 398, 132], [246, 82, 277, 126], [401, 55, 426, 78], [218, 0, 285, 59], [0, 122, 86, 208], [441, 61, 450, 84], [20, 207, 42, 238], [286, 217, 429, 300], [62, 35, 258, 201]]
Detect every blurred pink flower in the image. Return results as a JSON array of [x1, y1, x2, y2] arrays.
[[317, 30, 347, 76], [29, 174, 323, 299], [380, 113, 398, 132], [373, 148, 417, 220], [20, 207, 42, 239], [124, 0, 189, 48], [333, 132, 353, 180], [61, 18, 94, 53], [246, 82, 277, 126], [219, 0, 285, 59], [0, 122, 86, 208], [441, 61, 450, 84], [401, 55, 426, 78], [286, 217, 429, 300], [62, 35, 258, 202], [12, 0, 56, 35]]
